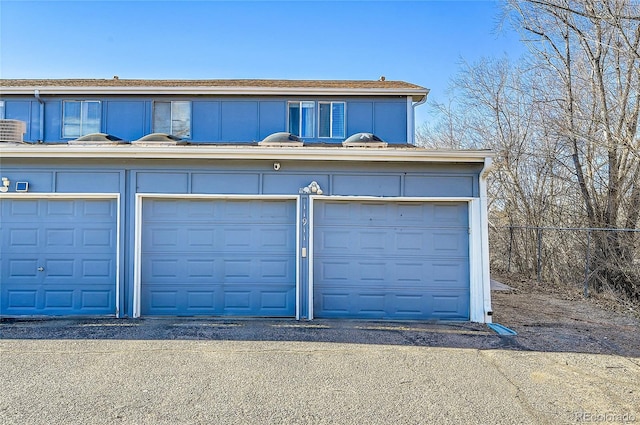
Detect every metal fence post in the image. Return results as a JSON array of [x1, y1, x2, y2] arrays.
[[507, 225, 513, 273], [537, 227, 542, 283], [584, 229, 591, 298]]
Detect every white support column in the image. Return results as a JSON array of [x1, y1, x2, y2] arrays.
[[133, 194, 143, 318], [469, 157, 494, 323], [468, 200, 483, 322]]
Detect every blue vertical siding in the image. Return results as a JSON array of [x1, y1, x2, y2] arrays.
[[374, 102, 407, 143], [43, 101, 62, 142], [191, 173, 260, 194], [56, 172, 121, 193], [259, 101, 286, 140], [346, 102, 374, 136], [221, 101, 259, 142], [2, 96, 410, 144], [106, 101, 145, 141], [192, 101, 220, 142]]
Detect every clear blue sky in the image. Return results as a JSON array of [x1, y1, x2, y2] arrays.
[[0, 0, 525, 126]]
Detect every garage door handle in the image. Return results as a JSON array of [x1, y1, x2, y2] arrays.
[[37, 266, 44, 272]]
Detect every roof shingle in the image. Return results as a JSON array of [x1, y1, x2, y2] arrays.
[[0, 78, 426, 90]]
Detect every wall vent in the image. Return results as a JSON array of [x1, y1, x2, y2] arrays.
[[0, 120, 27, 143]]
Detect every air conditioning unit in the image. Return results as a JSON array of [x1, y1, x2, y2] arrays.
[[0, 120, 26, 143]]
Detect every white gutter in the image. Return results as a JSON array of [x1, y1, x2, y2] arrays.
[[0, 144, 492, 163], [0, 86, 429, 101]]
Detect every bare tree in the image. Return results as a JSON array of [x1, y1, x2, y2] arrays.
[[418, 57, 577, 275], [419, 0, 639, 299], [505, 0, 640, 298]]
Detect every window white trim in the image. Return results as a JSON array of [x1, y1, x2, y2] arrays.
[[0, 100, 5, 119], [287, 101, 315, 138], [152, 100, 192, 139], [288, 100, 346, 139], [318, 101, 346, 139]]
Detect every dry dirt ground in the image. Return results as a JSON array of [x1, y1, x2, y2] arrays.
[[490, 272, 640, 357]]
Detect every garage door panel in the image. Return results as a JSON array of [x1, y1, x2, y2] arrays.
[[314, 200, 470, 320], [143, 255, 294, 283], [142, 224, 295, 253], [141, 198, 296, 316], [3, 224, 115, 253], [8, 228, 39, 248], [315, 229, 468, 257], [142, 284, 294, 316], [6, 258, 40, 279], [316, 289, 469, 319], [1, 198, 118, 316], [315, 258, 469, 290], [6, 290, 37, 309], [4, 284, 115, 312], [315, 201, 468, 226]]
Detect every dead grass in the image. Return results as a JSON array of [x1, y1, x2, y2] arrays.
[[490, 271, 640, 357]]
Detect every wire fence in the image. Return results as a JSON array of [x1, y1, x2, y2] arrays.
[[489, 225, 640, 299]]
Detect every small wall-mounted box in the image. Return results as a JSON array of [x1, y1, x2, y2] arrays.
[[15, 182, 29, 192]]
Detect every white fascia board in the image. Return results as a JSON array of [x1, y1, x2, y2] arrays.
[[1, 86, 429, 101], [0, 145, 493, 163]]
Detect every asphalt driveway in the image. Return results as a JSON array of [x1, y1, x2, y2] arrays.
[[1, 318, 638, 425]]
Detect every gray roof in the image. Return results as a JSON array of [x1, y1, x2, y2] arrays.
[[0, 78, 429, 101], [0, 78, 425, 90]]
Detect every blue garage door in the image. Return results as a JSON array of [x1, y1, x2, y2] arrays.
[[313, 200, 470, 320], [141, 198, 296, 316], [0, 198, 118, 316]]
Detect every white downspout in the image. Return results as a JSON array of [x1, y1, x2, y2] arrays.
[[34, 90, 44, 142], [479, 156, 494, 323], [408, 92, 428, 145]]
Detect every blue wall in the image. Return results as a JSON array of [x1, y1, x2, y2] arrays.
[[0, 159, 481, 317], [0, 96, 409, 144]]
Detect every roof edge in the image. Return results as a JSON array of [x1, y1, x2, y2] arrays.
[[0, 79, 429, 101], [0, 144, 492, 162], [0, 86, 428, 101]]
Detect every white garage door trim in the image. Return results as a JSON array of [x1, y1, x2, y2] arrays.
[[0, 192, 121, 317], [133, 194, 300, 319], [308, 195, 489, 322]]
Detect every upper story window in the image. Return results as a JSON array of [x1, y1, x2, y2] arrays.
[[288, 101, 345, 139], [288, 101, 315, 138], [62, 100, 101, 138], [319, 102, 345, 138], [153, 101, 191, 138], [0, 101, 5, 118]]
